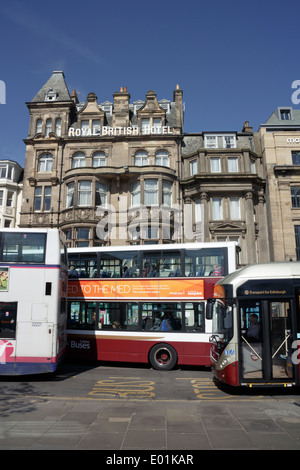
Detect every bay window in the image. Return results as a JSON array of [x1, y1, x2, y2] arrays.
[[131, 182, 141, 207], [162, 181, 172, 206], [78, 181, 92, 206], [144, 179, 158, 205], [96, 182, 107, 206], [211, 158, 221, 173], [228, 157, 238, 172], [66, 182, 75, 208]]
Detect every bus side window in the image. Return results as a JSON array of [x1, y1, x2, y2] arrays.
[[184, 302, 205, 332]]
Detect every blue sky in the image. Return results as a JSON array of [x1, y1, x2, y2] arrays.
[[1, 0, 300, 166]]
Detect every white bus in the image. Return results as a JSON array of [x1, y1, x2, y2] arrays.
[[0, 228, 68, 375], [207, 262, 300, 387], [67, 242, 239, 370]]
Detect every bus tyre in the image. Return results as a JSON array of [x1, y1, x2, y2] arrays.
[[149, 343, 177, 370]]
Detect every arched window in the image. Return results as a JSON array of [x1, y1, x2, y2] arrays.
[[36, 119, 42, 134], [45, 119, 52, 137], [134, 150, 148, 166], [155, 150, 169, 167], [93, 152, 106, 167], [72, 152, 86, 168], [38, 153, 53, 172]]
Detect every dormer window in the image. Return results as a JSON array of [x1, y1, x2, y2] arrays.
[[141, 117, 162, 134], [280, 109, 291, 120], [204, 134, 236, 149], [133, 100, 144, 115], [45, 89, 58, 101], [100, 102, 113, 115], [159, 99, 171, 113]]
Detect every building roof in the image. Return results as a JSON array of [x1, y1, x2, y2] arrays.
[[261, 107, 300, 128], [31, 71, 71, 103]]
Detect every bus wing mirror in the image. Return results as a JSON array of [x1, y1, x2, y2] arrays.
[[206, 300, 214, 320]]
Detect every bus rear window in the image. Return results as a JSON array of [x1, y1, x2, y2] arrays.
[[0, 302, 17, 339], [1, 233, 47, 263]]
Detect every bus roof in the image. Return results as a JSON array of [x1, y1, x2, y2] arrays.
[[221, 262, 300, 286], [68, 241, 239, 254]]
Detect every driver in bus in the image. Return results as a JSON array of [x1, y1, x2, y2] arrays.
[[247, 313, 260, 342]]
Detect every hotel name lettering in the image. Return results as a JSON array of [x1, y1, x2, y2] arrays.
[[68, 126, 174, 137]]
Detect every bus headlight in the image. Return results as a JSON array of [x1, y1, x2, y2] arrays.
[[219, 358, 228, 369]]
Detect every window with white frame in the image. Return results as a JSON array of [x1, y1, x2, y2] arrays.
[[204, 134, 236, 149], [211, 158, 221, 173], [0, 165, 12, 179], [212, 197, 223, 220], [229, 197, 240, 219], [190, 160, 198, 175], [155, 150, 169, 167], [134, 150, 148, 166], [0, 190, 3, 205], [72, 152, 86, 168], [223, 135, 236, 149], [144, 179, 158, 205], [228, 157, 238, 172], [78, 181, 92, 206], [93, 152, 106, 167], [204, 135, 217, 148], [38, 153, 53, 172]]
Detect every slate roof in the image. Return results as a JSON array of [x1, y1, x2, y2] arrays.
[[262, 107, 300, 127], [31, 71, 71, 102]]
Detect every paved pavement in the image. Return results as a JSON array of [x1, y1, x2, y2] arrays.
[[1, 381, 300, 450]]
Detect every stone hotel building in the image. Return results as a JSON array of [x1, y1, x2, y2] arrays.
[[19, 71, 270, 265]]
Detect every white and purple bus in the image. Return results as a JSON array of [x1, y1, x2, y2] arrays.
[[0, 228, 68, 375]]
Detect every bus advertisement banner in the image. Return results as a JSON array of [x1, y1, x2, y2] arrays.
[[68, 278, 205, 300], [0, 268, 9, 291]]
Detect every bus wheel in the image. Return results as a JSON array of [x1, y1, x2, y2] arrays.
[[149, 343, 177, 370]]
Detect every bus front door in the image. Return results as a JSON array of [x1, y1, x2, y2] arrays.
[[239, 299, 296, 385]]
